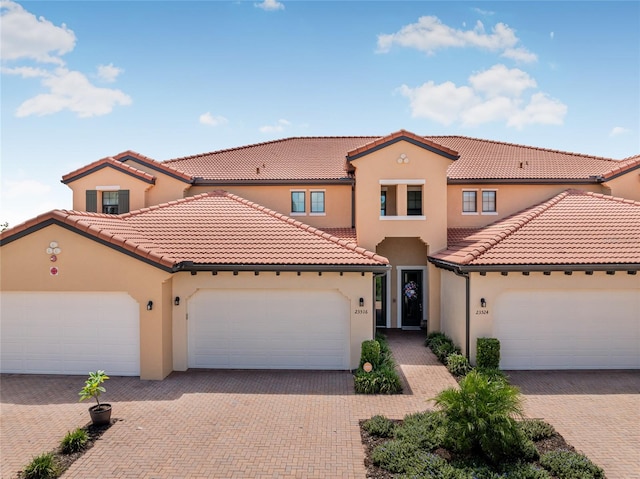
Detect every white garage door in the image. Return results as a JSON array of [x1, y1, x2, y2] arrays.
[[495, 290, 640, 369], [1, 292, 140, 376], [188, 289, 350, 370]]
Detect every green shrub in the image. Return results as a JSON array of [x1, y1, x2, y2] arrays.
[[24, 453, 59, 479], [475, 367, 508, 383], [446, 353, 471, 377], [476, 338, 500, 369], [360, 340, 381, 367], [354, 366, 402, 394], [371, 439, 419, 473], [394, 411, 446, 451], [362, 415, 396, 438], [449, 458, 550, 479], [540, 450, 605, 479], [425, 331, 447, 347], [518, 419, 556, 441], [432, 370, 524, 463], [61, 428, 89, 454], [433, 340, 460, 363], [399, 451, 456, 478]]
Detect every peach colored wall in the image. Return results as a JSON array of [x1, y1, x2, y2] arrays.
[[124, 160, 191, 207], [171, 271, 375, 370], [66, 169, 151, 212], [446, 183, 604, 228], [350, 141, 450, 252], [603, 170, 640, 202], [0, 225, 174, 380], [186, 184, 353, 229], [438, 269, 640, 364]]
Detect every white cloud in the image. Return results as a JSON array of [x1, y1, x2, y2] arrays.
[[473, 7, 495, 16], [199, 112, 228, 127], [398, 65, 566, 129], [96, 63, 122, 83], [259, 119, 291, 133], [5, 66, 132, 118], [469, 64, 537, 98], [609, 126, 630, 137], [377, 15, 537, 63], [0, 0, 76, 64], [255, 0, 284, 11]]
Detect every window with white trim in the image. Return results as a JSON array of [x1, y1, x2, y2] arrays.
[[462, 190, 477, 213], [407, 186, 423, 216], [482, 190, 497, 213], [291, 191, 305, 214], [310, 190, 325, 214]]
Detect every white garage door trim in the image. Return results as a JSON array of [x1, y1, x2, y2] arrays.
[[494, 289, 640, 370], [188, 289, 350, 370], [1, 292, 140, 376]]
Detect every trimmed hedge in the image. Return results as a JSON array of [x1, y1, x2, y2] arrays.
[[540, 450, 605, 479], [476, 337, 500, 369], [354, 335, 402, 394], [360, 339, 381, 367]]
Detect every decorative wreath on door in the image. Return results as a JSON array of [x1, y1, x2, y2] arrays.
[[403, 281, 419, 301]]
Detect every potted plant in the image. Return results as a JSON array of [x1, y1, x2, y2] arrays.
[[79, 370, 111, 426]]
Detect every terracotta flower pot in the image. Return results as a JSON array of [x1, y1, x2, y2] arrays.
[[89, 403, 112, 426]]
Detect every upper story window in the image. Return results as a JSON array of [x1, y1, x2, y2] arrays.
[[482, 190, 497, 214], [290, 191, 306, 214], [310, 190, 325, 214], [103, 191, 120, 214], [462, 190, 478, 213], [380, 190, 387, 216], [407, 186, 422, 216]]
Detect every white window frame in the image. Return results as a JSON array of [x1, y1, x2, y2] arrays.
[[462, 189, 479, 215], [309, 189, 326, 216], [481, 189, 498, 215], [290, 189, 306, 216], [378, 179, 426, 220]]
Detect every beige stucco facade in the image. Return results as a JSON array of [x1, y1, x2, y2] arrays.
[[67, 168, 152, 212]]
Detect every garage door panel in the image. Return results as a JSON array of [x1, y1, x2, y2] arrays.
[[188, 289, 350, 370], [1, 292, 140, 376], [495, 290, 640, 370]]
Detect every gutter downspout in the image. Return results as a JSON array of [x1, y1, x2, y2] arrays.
[[453, 269, 471, 361]]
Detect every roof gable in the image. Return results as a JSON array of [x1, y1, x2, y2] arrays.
[[1, 191, 388, 272], [430, 189, 640, 270], [61, 157, 156, 185], [346, 129, 459, 161], [113, 151, 193, 183]]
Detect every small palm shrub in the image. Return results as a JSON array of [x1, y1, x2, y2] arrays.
[[476, 338, 500, 369], [362, 415, 396, 438], [61, 428, 89, 454], [540, 450, 605, 479], [519, 419, 556, 441], [446, 353, 471, 377], [24, 453, 59, 479], [394, 411, 446, 451], [354, 365, 402, 394], [432, 370, 526, 463]]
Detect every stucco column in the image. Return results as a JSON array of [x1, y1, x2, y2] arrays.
[[397, 184, 408, 216]]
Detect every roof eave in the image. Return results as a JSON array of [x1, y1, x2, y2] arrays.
[[447, 177, 603, 185], [174, 262, 391, 274], [192, 177, 354, 186], [347, 135, 459, 162], [428, 257, 640, 273]]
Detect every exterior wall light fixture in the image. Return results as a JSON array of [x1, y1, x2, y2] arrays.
[[359, 297, 365, 307], [480, 298, 487, 308], [147, 300, 153, 311], [174, 296, 180, 306]]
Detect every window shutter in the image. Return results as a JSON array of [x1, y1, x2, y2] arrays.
[[118, 190, 130, 214], [86, 190, 97, 212]]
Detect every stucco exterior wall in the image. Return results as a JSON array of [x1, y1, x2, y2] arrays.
[[603, 170, 640, 202], [171, 271, 374, 371], [439, 269, 467, 353], [0, 225, 174, 380], [124, 160, 191, 207], [467, 271, 640, 364], [187, 184, 353, 229], [350, 141, 451, 252], [446, 183, 604, 228], [66, 169, 151, 212]]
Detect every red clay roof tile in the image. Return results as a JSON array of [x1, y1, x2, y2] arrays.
[[61, 157, 155, 184], [432, 190, 640, 267]]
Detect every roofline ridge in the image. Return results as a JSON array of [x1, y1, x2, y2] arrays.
[[427, 135, 618, 162], [61, 156, 155, 183], [222, 191, 388, 264], [120, 192, 214, 218], [115, 150, 193, 180], [580, 189, 640, 207]]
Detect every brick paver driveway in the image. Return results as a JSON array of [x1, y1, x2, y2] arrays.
[[2, 334, 638, 478]]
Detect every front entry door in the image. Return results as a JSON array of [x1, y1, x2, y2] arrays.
[[401, 270, 423, 328]]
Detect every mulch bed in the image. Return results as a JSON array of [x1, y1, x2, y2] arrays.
[[360, 418, 575, 479]]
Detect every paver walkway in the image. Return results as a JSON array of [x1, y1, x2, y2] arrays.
[[2, 333, 638, 478]]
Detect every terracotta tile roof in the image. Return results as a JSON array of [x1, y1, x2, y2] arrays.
[[600, 154, 640, 180], [448, 228, 480, 245], [431, 190, 640, 268], [162, 137, 378, 182], [346, 129, 459, 160], [1, 192, 388, 270], [113, 151, 193, 183], [61, 157, 156, 184], [425, 136, 631, 181], [322, 228, 358, 243]]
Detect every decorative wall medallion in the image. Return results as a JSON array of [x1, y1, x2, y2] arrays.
[[50, 267, 59, 276]]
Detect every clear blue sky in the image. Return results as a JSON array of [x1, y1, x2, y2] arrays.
[[1, 0, 639, 227]]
